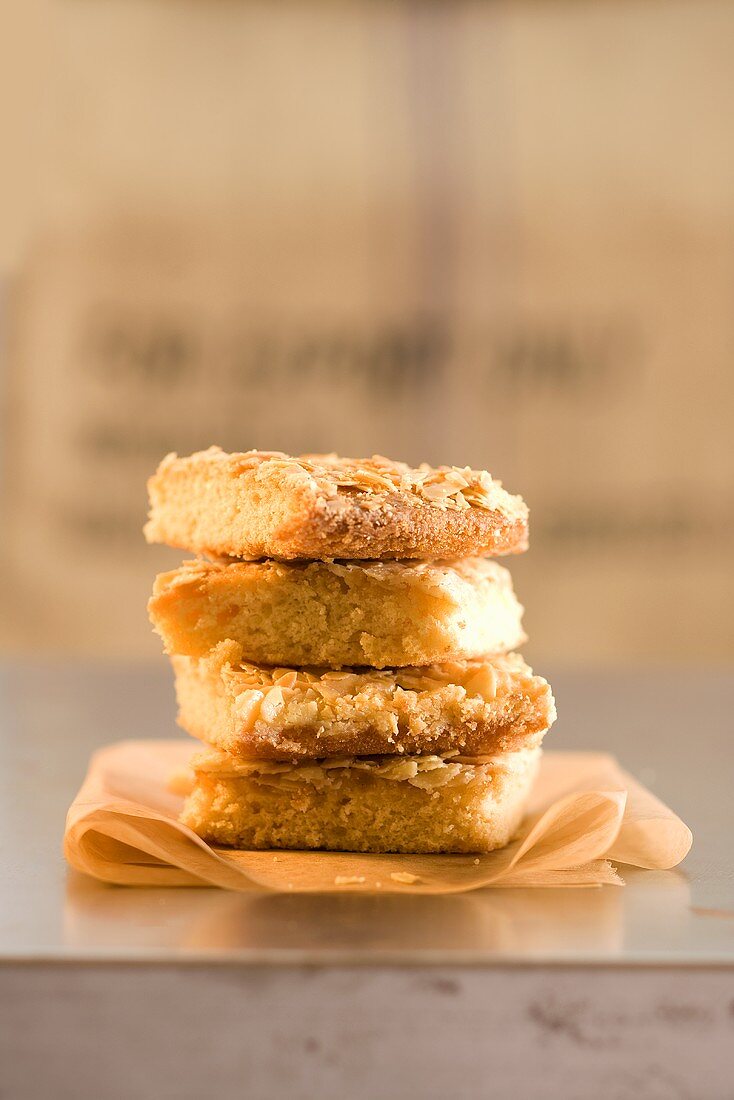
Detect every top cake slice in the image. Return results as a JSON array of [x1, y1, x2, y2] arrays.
[[144, 447, 528, 560]]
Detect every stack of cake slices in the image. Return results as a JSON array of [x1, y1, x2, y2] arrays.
[[145, 447, 556, 854]]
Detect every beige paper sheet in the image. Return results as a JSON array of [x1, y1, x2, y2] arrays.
[[63, 742, 692, 894]]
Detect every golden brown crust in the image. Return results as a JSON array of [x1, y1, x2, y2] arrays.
[[172, 642, 556, 761], [144, 447, 529, 561], [149, 556, 526, 668], [180, 746, 541, 853]]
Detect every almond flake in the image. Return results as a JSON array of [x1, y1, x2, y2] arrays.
[[233, 689, 264, 730], [259, 685, 285, 722], [273, 670, 298, 689]]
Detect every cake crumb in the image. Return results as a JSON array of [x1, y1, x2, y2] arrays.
[[334, 875, 366, 886], [390, 871, 420, 884], [473, 858, 480, 865]]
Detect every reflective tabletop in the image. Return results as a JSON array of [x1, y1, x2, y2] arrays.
[[2, 661, 733, 965]]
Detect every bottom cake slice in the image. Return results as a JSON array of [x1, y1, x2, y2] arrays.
[[180, 746, 541, 854]]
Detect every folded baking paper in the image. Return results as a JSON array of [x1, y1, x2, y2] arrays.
[[63, 741, 692, 894]]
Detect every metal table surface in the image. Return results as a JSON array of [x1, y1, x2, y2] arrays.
[[1, 661, 733, 1099]]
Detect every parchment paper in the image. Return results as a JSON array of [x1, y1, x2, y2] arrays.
[[63, 741, 692, 893]]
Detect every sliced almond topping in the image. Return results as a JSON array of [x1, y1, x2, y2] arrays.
[[409, 764, 463, 789], [259, 685, 285, 722], [464, 665, 498, 700], [233, 689, 264, 730], [273, 670, 298, 690]]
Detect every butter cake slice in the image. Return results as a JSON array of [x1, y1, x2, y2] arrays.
[[144, 447, 528, 561], [180, 745, 541, 854], [150, 556, 526, 668], [172, 642, 556, 761]]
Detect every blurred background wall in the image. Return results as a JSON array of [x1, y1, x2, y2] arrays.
[[1, 0, 732, 663]]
